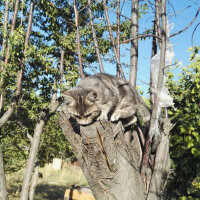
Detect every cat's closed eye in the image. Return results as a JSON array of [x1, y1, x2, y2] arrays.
[[73, 114, 81, 119], [84, 113, 92, 118]]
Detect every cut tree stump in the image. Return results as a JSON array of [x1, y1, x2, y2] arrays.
[[59, 104, 145, 200]]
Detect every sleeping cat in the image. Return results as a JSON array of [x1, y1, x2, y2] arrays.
[[62, 73, 150, 126]]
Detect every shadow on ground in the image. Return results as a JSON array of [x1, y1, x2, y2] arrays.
[[8, 184, 67, 200], [34, 184, 67, 200]]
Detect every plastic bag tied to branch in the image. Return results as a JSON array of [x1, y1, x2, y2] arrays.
[[150, 21, 174, 138]]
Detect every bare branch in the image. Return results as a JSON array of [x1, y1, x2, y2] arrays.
[[1, 0, 9, 57], [78, 0, 95, 13], [60, 47, 64, 83], [73, 0, 85, 79], [129, 0, 139, 87], [167, 5, 192, 19], [122, 34, 162, 44], [170, 7, 200, 37], [151, 0, 160, 57], [105, 6, 131, 21], [191, 22, 200, 47], [0, 0, 11, 114], [116, 0, 120, 77], [16, 0, 35, 97], [141, 0, 167, 181], [88, 0, 104, 73], [4, 0, 20, 64], [102, 0, 125, 78]]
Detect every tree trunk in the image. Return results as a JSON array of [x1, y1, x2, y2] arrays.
[[20, 101, 59, 200], [0, 144, 8, 200], [29, 161, 39, 200], [59, 105, 145, 200]]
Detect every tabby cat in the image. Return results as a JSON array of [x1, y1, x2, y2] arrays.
[[62, 73, 150, 126]]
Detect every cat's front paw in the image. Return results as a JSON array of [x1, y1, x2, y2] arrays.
[[110, 113, 120, 122], [99, 113, 108, 121]]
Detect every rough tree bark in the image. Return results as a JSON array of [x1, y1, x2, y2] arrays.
[[60, 107, 145, 200], [60, 97, 171, 200], [29, 161, 39, 200], [0, 144, 8, 200], [0, 0, 10, 199]]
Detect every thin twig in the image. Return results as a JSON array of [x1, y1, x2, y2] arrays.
[[167, 5, 192, 19], [116, 0, 120, 77], [191, 22, 200, 47], [170, 7, 200, 37], [78, 0, 95, 13], [122, 34, 162, 44]]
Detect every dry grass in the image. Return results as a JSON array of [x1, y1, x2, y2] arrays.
[[7, 161, 89, 200], [38, 162, 88, 186]]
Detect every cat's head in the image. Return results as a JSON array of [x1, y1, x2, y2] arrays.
[[62, 88, 101, 125]]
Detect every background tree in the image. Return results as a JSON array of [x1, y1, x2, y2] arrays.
[[0, 0, 110, 199], [167, 47, 200, 199]]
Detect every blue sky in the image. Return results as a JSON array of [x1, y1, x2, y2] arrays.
[[101, 0, 200, 95]]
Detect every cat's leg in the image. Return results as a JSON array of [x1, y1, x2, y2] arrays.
[[98, 103, 113, 121], [110, 106, 137, 121]]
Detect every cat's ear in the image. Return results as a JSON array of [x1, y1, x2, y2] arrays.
[[62, 93, 75, 105], [87, 90, 98, 102]]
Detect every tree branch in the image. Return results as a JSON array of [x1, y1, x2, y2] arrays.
[[20, 52, 62, 200], [88, 0, 104, 73], [73, 0, 85, 79], [122, 34, 162, 44], [102, 0, 125, 78], [0, 0, 35, 129], [170, 7, 200, 37], [141, 0, 167, 182], [4, 0, 20, 64], [129, 0, 139, 87], [191, 22, 200, 47], [116, 0, 120, 77]]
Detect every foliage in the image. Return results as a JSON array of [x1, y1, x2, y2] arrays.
[[167, 47, 200, 199], [1, 103, 75, 173], [0, 0, 110, 174]]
